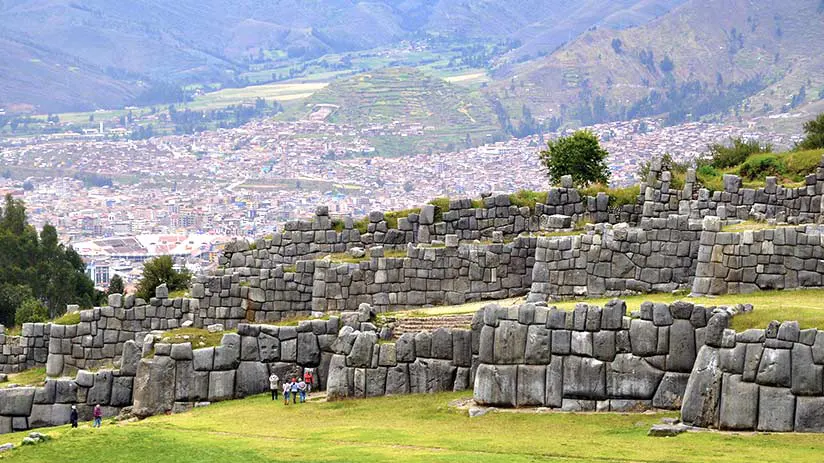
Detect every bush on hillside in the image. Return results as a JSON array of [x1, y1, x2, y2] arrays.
[[15, 298, 48, 326], [797, 113, 824, 150], [738, 154, 787, 180], [707, 138, 772, 169]]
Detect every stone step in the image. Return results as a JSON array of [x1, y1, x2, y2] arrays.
[[392, 314, 474, 335]]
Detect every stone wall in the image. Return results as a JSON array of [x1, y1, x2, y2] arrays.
[[0, 361, 131, 434], [692, 219, 824, 295], [45, 292, 197, 376], [311, 237, 536, 313], [529, 216, 702, 299], [681, 317, 824, 432], [325, 324, 479, 400], [473, 301, 737, 411], [0, 323, 49, 374]]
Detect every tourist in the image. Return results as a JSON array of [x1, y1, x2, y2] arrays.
[[70, 405, 78, 428], [93, 404, 102, 428], [269, 372, 280, 401], [282, 381, 290, 405], [290, 377, 299, 404], [297, 378, 307, 403], [303, 369, 314, 394]]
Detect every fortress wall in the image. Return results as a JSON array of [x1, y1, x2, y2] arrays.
[[310, 236, 536, 313], [325, 325, 479, 400], [681, 318, 824, 432], [44, 292, 199, 376], [0, 323, 50, 374], [693, 219, 824, 295], [473, 301, 735, 411], [528, 215, 702, 300]]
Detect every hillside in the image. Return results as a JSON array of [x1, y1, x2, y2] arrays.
[[496, 0, 824, 128], [299, 67, 502, 155], [0, 0, 681, 113]]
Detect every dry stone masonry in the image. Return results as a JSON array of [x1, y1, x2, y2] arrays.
[[473, 301, 736, 411], [681, 318, 824, 432], [7, 155, 824, 434]]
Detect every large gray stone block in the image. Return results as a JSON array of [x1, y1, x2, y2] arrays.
[[524, 325, 551, 365], [719, 374, 758, 430], [516, 365, 546, 406], [258, 334, 281, 362], [365, 367, 387, 397], [29, 403, 72, 428], [452, 330, 472, 367], [630, 319, 658, 357], [396, 333, 416, 363], [791, 344, 823, 395], [546, 356, 563, 408], [756, 348, 791, 388], [110, 376, 134, 407], [431, 328, 453, 360], [385, 363, 410, 395], [681, 347, 722, 428], [297, 332, 321, 366], [208, 370, 236, 402], [193, 347, 215, 371], [757, 386, 795, 432], [652, 372, 690, 409], [493, 320, 527, 364], [667, 320, 697, 373], [87, 370, 113, 405], [0, 387, 35, 416], [120, 340, 142, 376], [235, 362, 269, 398], [213, 333, 241, 370], [133, 356, 176, 418], [607, 353, 665, 399], [795, 397, 824, 432], [473, 364, 517, 407], [409, 358, 456, 393], [562, 356, 606, 400], [347, 332, 377, 368]]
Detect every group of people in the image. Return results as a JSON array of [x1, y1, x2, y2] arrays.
[[269, 369, 314, 405], [68, 403, 103, 428]]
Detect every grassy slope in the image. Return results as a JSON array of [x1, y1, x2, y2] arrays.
[[4, 392, 824, 462], [498, 0, 824, 125]]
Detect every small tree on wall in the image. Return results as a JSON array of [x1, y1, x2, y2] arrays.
[[108, 274, 124, 295], [539, 130, 611, 187], [135, 256, 190, 300]]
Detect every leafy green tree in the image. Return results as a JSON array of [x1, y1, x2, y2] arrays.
[[0, 195, 96, 322], [15, 298, 48, 325], [539, 130, 610, 187], [797, 113, 824, 150], [108, 274, 125, 295], [136, 256, 191, 300]]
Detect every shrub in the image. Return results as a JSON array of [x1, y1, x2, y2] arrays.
[[579, 184, 639, 208], [696, 164, 724, 191], [15, 298, 48, 326], [53, 312, 81, 325], [509, 190, 548, 212], [331, 218, 345, 233], [708, 138, 772, 169], [353, 217, 369, 234], [738, 154, 787, 180], [797, 113, 824, 150]]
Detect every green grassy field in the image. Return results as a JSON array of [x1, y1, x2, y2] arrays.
[[3, 392, 824, 462], [405, 288, 824, 332]]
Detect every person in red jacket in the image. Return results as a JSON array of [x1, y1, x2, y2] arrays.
[[93, 404, 103, 428], [303, 370, 314, 395]]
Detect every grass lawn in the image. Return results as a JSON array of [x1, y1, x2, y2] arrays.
[[0, 367, 46, 389], [3, 392, 824, 462], [402, 288, 824, 332]]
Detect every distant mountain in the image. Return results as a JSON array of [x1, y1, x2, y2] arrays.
[[495, 0, 824, 127], [0, 0, 682, 113]]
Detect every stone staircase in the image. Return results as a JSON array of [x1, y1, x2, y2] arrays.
[[391, 314, 475, 336]]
